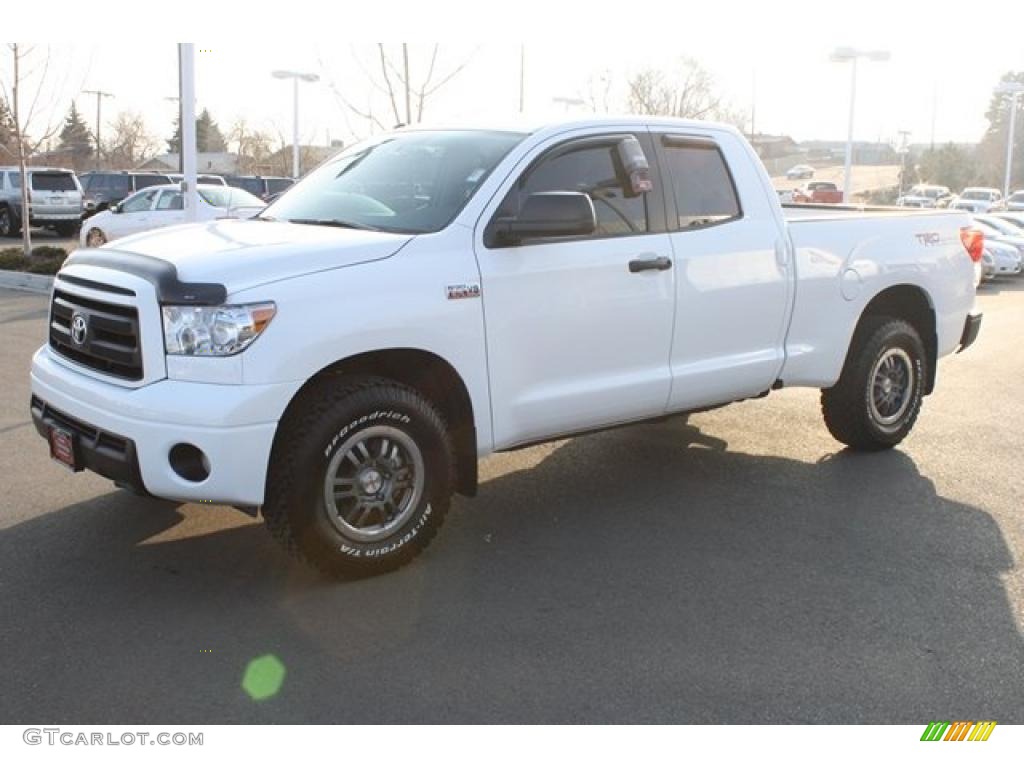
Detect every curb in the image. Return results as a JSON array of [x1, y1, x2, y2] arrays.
[[0, 270, 54, 295]]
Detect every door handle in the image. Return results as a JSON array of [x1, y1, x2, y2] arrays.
[[628, 255, 673, 273]]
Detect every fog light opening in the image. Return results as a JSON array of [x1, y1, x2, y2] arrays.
[[169, 443, 210, 482]]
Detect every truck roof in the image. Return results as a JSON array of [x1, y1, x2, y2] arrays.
[[394, 114, 743, 138]]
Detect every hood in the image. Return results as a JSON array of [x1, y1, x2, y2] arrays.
[[92, 218, 415, 294]]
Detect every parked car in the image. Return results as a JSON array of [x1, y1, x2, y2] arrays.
[[953, 187, 1003, 213], [167, 173, 228, 186], [224, 175, 294, 202], [979, 249, 996, 282], [973, 215, 1024, 257], [982, 239, 1023, 277], [897, 184, 952, 208], [785, 164, 814, 180], [79, 184, 265, 247], [793, 180, 843, 204], [0, 166, 83, 237], [32, 117, 982, 579], [1005, 190, 1024, 211], [79, 171, 174, 219], [992, 211, 1024, 231]]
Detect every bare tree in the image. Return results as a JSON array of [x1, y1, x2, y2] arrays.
[[320, 44, 477, 139], [624, 57, 739, 123], [2, 44, 77, 255], [228, 119, 274, 174], [103, 112, 159, 169]]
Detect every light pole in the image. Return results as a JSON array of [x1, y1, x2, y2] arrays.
[[830, 47, 890, 203], [995, 81, 1024, 199], [271, 70, 320, 179], [897, 129, 911, 199], [82, 89, 114, 169]]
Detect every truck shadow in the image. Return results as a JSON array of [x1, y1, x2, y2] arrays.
[[0, 420, 1020, 724]]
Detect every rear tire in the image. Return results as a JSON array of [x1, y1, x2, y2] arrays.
[[0, 207, 20, 238], [821, 316, 927, 451], [262, 376, 455, 579]]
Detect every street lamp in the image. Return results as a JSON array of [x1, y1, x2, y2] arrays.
[[830, 47, 890, 202], [271, 69, 320, 179], [995, 81, 1024, 199]]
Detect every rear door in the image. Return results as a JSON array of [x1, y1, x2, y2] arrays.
[[654, 130, 792, 410], [475, 129, 677, 448], [151, 189, 186, 230]]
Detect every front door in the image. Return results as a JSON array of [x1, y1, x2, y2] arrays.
[[475, 131, 676, 449]]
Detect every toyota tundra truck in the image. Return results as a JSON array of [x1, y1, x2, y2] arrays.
[[29, 117, 984, 578]]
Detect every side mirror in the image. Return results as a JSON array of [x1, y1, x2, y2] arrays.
[[495, 191, 596, 245], [110, 203, 121, 214]]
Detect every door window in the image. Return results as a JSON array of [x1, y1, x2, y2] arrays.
[[121, 189, 158, 213], [495, 139, 650, 240], [155, 190, 184, 211], [661, 141, 741, 230]]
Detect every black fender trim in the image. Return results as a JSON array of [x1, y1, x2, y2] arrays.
[[63, 249, 227, 305]]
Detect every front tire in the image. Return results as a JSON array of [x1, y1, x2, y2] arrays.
[[821, 316, 927, 450], [262, 376, 455, 579], [85, 228, 106, 248]]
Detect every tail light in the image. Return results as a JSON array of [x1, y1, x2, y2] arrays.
[[960, 227, 984, 263]]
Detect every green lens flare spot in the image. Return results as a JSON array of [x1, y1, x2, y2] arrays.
[[242, 654, 286, 701]]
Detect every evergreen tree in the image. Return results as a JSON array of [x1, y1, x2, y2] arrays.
[[58, 101, 93, 166], [0, 97, 17, 161], [167, 108, 227, 153]]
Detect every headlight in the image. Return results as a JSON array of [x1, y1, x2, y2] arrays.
[[162, 302, 276, 356]]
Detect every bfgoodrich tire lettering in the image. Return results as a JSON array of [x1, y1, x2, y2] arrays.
[[262, 376, 454, 579], [820, 316, 927, 450]]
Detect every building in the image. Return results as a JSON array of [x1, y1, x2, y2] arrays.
[[135, 152, 242, 175]]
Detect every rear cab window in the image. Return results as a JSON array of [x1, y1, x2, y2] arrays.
[[135, 174, 169, 190], [31, 172, 78, 192]]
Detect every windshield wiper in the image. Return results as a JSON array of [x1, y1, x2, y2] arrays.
[[287, 218, 380, 232]]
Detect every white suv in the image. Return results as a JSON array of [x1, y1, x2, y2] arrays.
[[0, 167, 83, 238]]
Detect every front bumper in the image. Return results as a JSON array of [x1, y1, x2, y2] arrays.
[[958, 311, 982, 353], [31, 395, 148, 495], [30, 345, 298, 505]]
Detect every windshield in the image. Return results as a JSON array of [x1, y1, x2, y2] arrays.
[[961, 190, 993, 200], [198, 186, 266, 209], [263, 130, 526, 234], [1009, 192, 1024, 203]]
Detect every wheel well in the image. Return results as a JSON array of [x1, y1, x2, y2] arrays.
[[278, 349, 478, 497], [857, 285, 938, 394]]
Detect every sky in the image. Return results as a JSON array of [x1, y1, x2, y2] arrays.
[[4, 7, 1022, 157]]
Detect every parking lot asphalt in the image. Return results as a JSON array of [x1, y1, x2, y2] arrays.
[[0, 281, 1022, 724]]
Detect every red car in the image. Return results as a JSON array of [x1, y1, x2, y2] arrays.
[[793, 181, 843, 204]]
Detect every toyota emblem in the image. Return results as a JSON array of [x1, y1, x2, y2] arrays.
[[70, 313, 88, 346]]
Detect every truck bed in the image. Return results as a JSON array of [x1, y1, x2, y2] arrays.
[[782, 203, 965, 222]]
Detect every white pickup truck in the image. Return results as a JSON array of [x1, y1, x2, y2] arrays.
[[30, 117, 983, 578]]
